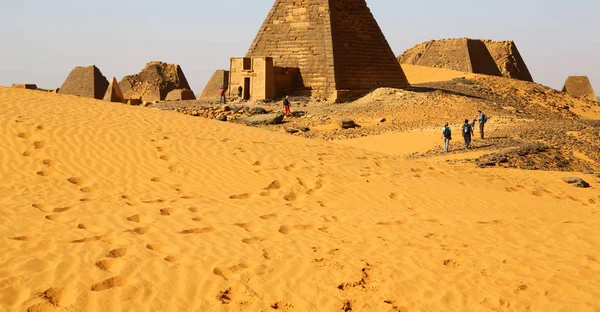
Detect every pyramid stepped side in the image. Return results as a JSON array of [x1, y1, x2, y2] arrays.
[[397, 42, 430, 65], [484, 40, 534, 82], [466, 39, 502, 77], [328, 0, 409, 93], [199, 70, 229, 100], [563, 76, 598, 102], [103, 77, 125, 103], [58, 66, 109, 99], [247, 0, 336, 99], [416, 39, 472, 72]]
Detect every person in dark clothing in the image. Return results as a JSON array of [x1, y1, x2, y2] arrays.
[[283, 96, 291, 116], [442, 123, 452, 153], [478, 110, 488, 139], [462, 119, 474, 149], [237, 86, 243, 98], [219, 87, 226, 104]]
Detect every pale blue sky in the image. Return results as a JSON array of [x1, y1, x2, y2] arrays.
[[1, 1, 598, 95]]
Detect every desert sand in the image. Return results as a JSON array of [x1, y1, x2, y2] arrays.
[[1, 85, 599, 312]]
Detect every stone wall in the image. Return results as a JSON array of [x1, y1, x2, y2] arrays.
[[58, 65, 109, 99], [415, 38, 471, 72], [467, 39, 502, 76], [199, 70, 229, 100], [562, 76, 598, 102]]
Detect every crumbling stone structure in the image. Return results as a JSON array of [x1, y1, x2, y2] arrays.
[[165, 89, 196, 101], [119, 61, 193, 102], [103, 77, 125, 103], [199, 70, 229, 101], [398, 38, 534, 82], [11, 84, 37, 90], [58, 65, 109, 99], [562, 76, 598, 102], [241, 0, 409, 102]]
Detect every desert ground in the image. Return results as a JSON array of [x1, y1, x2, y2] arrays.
[[1, 66, 600, 311]]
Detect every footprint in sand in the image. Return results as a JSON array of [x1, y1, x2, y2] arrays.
[[17, 132, 32, 139], [151, 177, 163, 183], [180, 227, 215, 234], [33, 141, 46, 149], [159, 155, 171, 161], [279, 224, 313, 235], [36, 170, 51, 177], [52, 207, 71, 213], [259, 213, 278, 220], [242, 236, 266, 244], [36, 125, 44, 131], [106, 248, 127, 258], [160, 208, 175, 216], [72, 235, 105, 243], [91, 276, 129, 291], [229, 193, 251, 200], [146, 244, 174, 253], [131, 226, 151, 235], [67, 177, 87, 186], [234, 222, 259, 232], [10, 236, 34, 241], [40, 287, 75, 307], [42, 159, 56, 167], [95, 259, 124, 272]]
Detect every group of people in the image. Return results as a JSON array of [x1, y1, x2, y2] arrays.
[[441, 110, 488, 152]]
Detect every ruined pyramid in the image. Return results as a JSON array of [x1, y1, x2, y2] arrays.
[[562, 76, 598, 102], [103, 77, 125, 103], [199, 70, 229, 101], [58, 65, 109, 99], [398, 38, 534, 82], [119, 62, 193, 102], [246, 0, 409, 101]]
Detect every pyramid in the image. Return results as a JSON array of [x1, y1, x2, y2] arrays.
[[119, 61, 193, 102], [165, 89, 196, 101], [103, 77, 125, 103], [199, 70, 229, 101], [562, 76, 598, 102], [398, 38, 534, 82], [246, 0, 409, 101], [58, 65, 109, 99]]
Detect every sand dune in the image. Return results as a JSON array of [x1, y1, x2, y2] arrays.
[[1, 87, 599, 311]]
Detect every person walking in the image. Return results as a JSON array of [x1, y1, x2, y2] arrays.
[[477, 110, 488, 139], [237, 85, 243, 99], [442, 123, 452, 153], [283, 96, 291, 116], [219, 87, 227, 104], [462, 119, 474, 149]]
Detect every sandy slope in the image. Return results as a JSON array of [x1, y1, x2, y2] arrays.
[[1, 87, 599, 312]]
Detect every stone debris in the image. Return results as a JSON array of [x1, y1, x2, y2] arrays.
[[244, 113, 285, 126]]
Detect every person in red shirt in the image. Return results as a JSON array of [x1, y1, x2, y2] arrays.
[[283, 96, 291, 116], [219, 87, 226, 104]]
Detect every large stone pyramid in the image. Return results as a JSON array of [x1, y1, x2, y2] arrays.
[[119, 62, 193, 102], [58, 65, 109, 99], [398, 38, 534, 82], [562, 76, 598, 102], [246, 0, 409, 101]]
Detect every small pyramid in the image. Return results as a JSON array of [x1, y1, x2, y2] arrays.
[[165, 89, 196, 101], [103, 77, 125, 103], [246, 0, 409, 101], [58, 65, 109, 99], [199, 70, 229, 100], [562, 76, 598, 102]]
